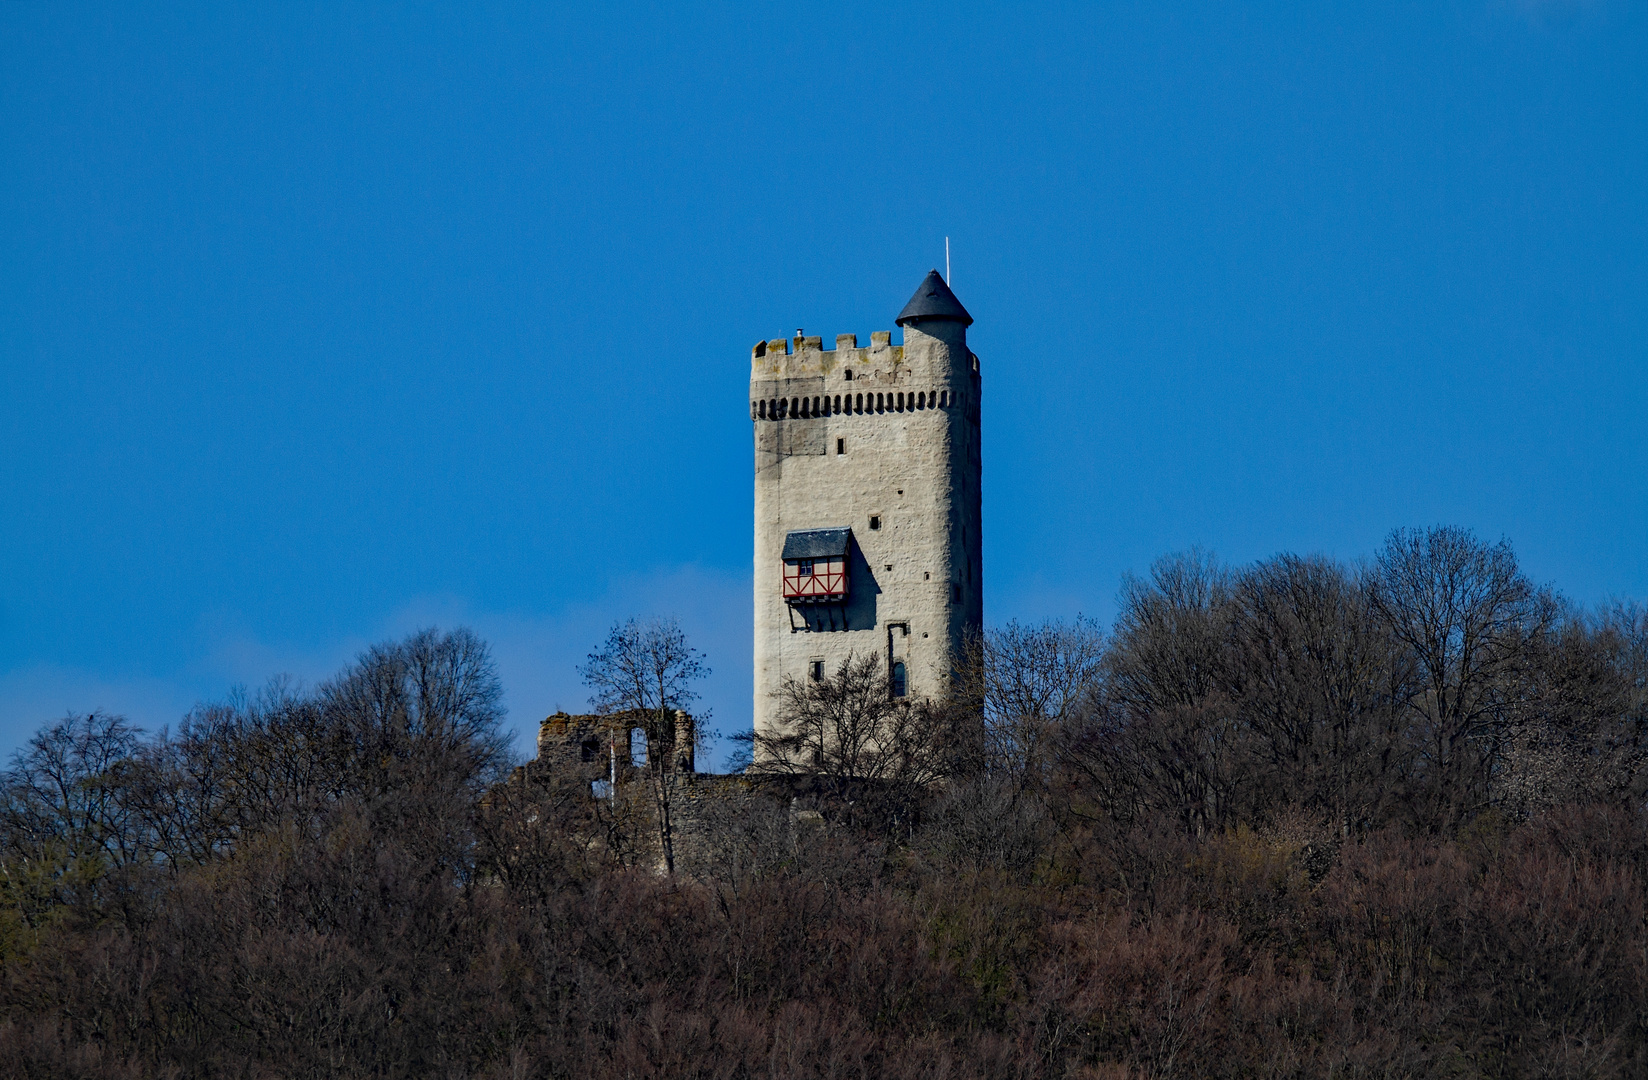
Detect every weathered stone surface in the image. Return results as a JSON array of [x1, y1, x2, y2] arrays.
[[523, 710, 815, 878], [748, 292, 984, 740]]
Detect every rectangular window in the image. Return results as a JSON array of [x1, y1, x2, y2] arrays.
[[836, 438, 845, 455], [869, 515, 881, 530], [810, 660, 824, 681]]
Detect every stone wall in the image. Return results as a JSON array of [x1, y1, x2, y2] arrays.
[[749, 308, 984, 742], [525, 710, 813, 878]]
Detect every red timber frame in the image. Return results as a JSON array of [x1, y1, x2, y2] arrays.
[[782, 556, 848, 602]]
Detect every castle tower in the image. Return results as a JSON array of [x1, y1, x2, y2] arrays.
[[750, 271, 983, 741]]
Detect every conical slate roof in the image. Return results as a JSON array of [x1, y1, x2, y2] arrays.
[[895, 270, 973, 327]]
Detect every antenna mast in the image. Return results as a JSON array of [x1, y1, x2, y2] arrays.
[[945, 237, 951, 286]]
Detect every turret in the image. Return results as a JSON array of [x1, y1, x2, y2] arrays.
[[896, 269, 972, 356]]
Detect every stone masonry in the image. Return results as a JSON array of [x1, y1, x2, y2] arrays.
[[750, 272, 984, 740], [529, 710, 810, 877]]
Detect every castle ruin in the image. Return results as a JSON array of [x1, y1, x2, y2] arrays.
[[518, 273, 985, 874]]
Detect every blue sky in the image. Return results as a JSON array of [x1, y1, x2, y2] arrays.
[[3, 2, 1644, 767]]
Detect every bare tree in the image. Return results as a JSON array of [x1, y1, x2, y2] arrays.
[[579, 616, 708, 873], [123, 629, 510, 873], [1078, 550, 1245, 834], [1107, 549, 1235, 715], [1497, 600, 1648, 815], [1228, 554, 1408, 833], [750, 652, 957, 833], [970, 617, 1105, 790], [0, 711, 145, 925], [1369, 527, 1551, 825], [322, 626, 512, 801]]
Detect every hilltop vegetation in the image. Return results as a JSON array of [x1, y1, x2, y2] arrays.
[[3, 528, 1646, 1079]]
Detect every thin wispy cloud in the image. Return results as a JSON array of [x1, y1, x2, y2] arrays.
[[0, 564, 753, 769]]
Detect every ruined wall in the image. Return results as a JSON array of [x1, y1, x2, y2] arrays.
[[526, 711, 810, 878]]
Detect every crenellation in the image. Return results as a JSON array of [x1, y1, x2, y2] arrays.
[[751, 272, 982, 745]]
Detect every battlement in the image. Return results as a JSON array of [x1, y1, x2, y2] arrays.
[[751, 330, 901, 363]]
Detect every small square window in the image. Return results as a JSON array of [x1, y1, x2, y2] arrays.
[[869, 515, 880, 530]]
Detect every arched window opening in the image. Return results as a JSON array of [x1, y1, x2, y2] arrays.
[[891, 662, 907, 698], [856, 393, 863, 412], [791, 397, 800, 417], [813, 396, 821, 416], [896, 392, 905, 412], [915, 391, 924, 410], [940, 390, 947, 408], [876, 393, 884, 412], [630, 728, 648, 766], [758, 400, 766, 419], [844, 369, 853, 381], [834, 395, 841, 413]]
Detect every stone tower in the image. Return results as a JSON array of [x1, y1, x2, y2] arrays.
[[750, 271, 983, 740]]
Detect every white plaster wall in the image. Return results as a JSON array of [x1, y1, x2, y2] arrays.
[[750, 319, 982, 740]]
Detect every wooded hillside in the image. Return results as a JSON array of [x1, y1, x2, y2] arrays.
[[3, 528, 1645, 1078]]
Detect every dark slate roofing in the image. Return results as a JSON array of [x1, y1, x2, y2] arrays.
[[782, 527, 852, 560], [895, 269, 973, 327]]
